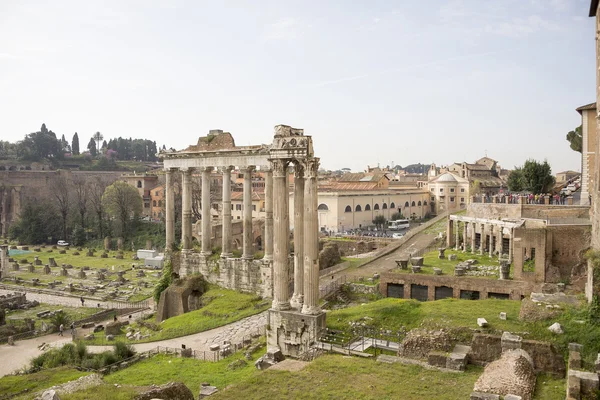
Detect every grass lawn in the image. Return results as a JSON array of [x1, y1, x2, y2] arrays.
[[6, 303, 99, 329], [9, 248, 137, 271], [406, 249, 501, 277], [327, 297, 600, 366], [86, 287, 269, 344], [61, 385, 140, 400], [0, 366, 90, 399]]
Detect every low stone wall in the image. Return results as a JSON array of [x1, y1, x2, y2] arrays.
[[178, 252, 274, 298], [346, 282, 379, 295], [380, 272, 537, 301], [0, 292, 26, 308]]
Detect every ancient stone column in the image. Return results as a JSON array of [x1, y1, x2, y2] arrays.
[[181, 168, 193, 251], [455, 221, 460, 250], [291, 164, 305, 309], [201, 167, 212, 256], [446, 219, 454, 248], [462, 222, 467, 252], [264, 170, 274, 261], [480, 224, 485, 255], [221, 166, 233, 258], [272, 160, 290, 310], [470, 222, 476, 253], [242, 167, 254, 260], [302, 158, 320, 315], [488, 225, 494, 257], [165, 168, 175, 252], [496, 225, 503, 255], [508, 228, 514, 262]]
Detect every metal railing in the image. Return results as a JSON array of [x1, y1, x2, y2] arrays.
[[319, 275, 346, 299]]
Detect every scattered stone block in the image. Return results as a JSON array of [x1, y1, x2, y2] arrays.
[[199, 385, 218, 398], [568, 351, 582, 370], [84, 334, 94, 340], [438, 248, 446, 259], [547, 323, 563, 334], [106, 334, 114, 341], [568, 369, 599, 399], [58, 249, 66, 254], [448, 254, 457, 261], [93, 325, 104, 333], [501, 332, 522, 351], [568, 343, 583, 353], [454, 266, 465, 276], [411, 265, 421, 273], [209, 344, 220, 352], [41, 389, 60, 400], [100, 253, 108, 258], [477, 318, 488, 328], [433, 268, 442, 275], [503, 395, 522, 400], [410, 257, 424, 266], [7, 336, 14, 345], [136, 381, 194, 400], [499, 312, 506, 320]]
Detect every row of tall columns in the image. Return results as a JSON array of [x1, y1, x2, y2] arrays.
[[164, 166, 273, 261], [302, 158, 320, 315], [272, 160, 290, 310], [448, 218, 514, 262]]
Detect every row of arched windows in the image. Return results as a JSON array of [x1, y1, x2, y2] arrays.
[[341, 200, 427, 213]]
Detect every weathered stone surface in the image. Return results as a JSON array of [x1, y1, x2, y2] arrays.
[[433, 268, 442, 275], [503, 395, 522, 400], [568, 343, 583, 353], [427, 351, 448, 368], [501, 332, 522, 351], [568, 351, 582, 370], [499, 312, 507, 320], [41, 389, 61, 400], [448, 254, 457, 261], [473, 349, 536, 400], [470, 392, 500, 400], [398, 329, 454, 359], [156, 275, 208, 322], [318, 242, 341, 270], [477, 318, 488, 328], [135, 381, 194, 400], [105, 321, 127, 335], [547, 322, 563, 334], [410, 257, 424, 266], [470, 334, 502, 365], [199, 385, 218, 398], [568, 369, 600, 399]]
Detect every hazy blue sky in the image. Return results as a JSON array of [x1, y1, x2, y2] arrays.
[[0, 0, 595, 173]]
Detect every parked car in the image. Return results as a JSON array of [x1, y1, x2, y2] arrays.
[[57, 240, 69, 246], [392, 232, 404, 239], [567, 184, 577, 192]]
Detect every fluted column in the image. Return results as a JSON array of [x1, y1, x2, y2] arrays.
[[242, 167, 254, 259], [302, 158, 320, 315], [508, 228, 514, 262], [201, 167, 212, 256], [264, 170, 274, 261], [221, 166, 233, 258], [470, 222, 476, 253], [181, 168, 193, 251], [290, 164, 305, 309], [165, 168, 175, 252], [272, 160, 290, 310], [496, 225, 503, 255], [480, 223, 485, 255]]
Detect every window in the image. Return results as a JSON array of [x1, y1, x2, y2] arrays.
[[155, 191, 159, 196], [390, 202, 395, 209], [137, 181, 142, 188], [355, 205, 362, 212], [318, 203, 329, 211], [460, 198, 465, 203], [253, 205, 256, 211], [461, 188, 465, 193], [236, 204, 242, 210], [430, 188, 434, 192], [231, 204, 234, 210], [382, 203, 387, 209], [417, 201, 421, 206], [158, 200, 162, 207], [365, 204, 371, 211], [431, 197, 435, 201], [424, 201, 428, 205], [439, 188, 444, 193], [153, 200, 157, 207], [344, 205, 352, 213], [405, 201, 409, 207], [450, 188, 455, 193], [411, 201, 416, 206], [450, 197, 455, 202], [374, 204, 380, 210]]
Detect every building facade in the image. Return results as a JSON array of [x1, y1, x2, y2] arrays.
[[427, 172, 470, 215]]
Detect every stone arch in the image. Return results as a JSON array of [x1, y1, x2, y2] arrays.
[[390, 202, 395, 209], [344, 205, 352, 213], [365, 204, 371, 211], [411, 201, 416, 206], [424, 201, 428, 206], [382, 203, 387, 209], [355, 204, 362, 212], [404, 201, 409, 207], [374, 203, 380, 210], [417, 201, 422, 206], [137, 180, 142, 188], [318, 203, 329, 211]]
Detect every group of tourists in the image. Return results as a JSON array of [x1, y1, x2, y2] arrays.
[[474, 192, 570, 205]]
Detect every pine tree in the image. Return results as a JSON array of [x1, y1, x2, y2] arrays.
[[72, 132, 80, 155]]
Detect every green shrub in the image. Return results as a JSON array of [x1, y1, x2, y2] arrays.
[[113, 342, 135, 360], [153, 260, 173, 303]]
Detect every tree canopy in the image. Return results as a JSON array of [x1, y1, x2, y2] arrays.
[[507, 159, 555, 194], [72, 132, 80, 155], [16, 124, 62, 161], [102, 181, 143, 238], [566, 125, 582, 153]]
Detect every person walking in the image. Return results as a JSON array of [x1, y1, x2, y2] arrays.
[[80, 297, 85, 307], [58, 323, 64, 336]]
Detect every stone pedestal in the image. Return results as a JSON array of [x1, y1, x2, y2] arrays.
[[266, 308, 326, 358], [438, 248, 445, 259], [499, 260, 510, 280]]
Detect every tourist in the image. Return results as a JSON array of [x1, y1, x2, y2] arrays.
[[70, 322, 74, 334], [58, 323, 63, 336], [80, 296, 84, 307]]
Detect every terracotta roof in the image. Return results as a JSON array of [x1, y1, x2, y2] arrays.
[[320, 182, 380, 191], [576, 102, 596, 114], [339, 172, 388, 182], [465, 163, 490, 171], [231, 191, 264, 201]]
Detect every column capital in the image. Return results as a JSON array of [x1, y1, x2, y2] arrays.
[[239, 166, 255, 173], [271, 159, 288, 178], [294, 163, 305, 179], [164, 167, 178, 173], [219, 166, 234, 174], [302, 158, 319, 178], [180, 167, 193, 174], [198, 166, 213, 173]]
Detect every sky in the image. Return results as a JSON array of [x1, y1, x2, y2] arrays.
[[0, 0, 595, 173]]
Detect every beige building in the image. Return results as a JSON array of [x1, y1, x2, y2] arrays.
[[121, 172, 159, 217], [231, 191, 265, 221], [427, 172, 470, 214], [576, 102, 596, 205]]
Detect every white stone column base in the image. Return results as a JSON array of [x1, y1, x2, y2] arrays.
[[290, 294, 304, 309], [220, 252, 233, 259], [272, 300, 291, 311], [301, 304, 321, 315]]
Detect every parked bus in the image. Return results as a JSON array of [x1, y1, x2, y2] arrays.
[[389, 219, 410, 230]]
